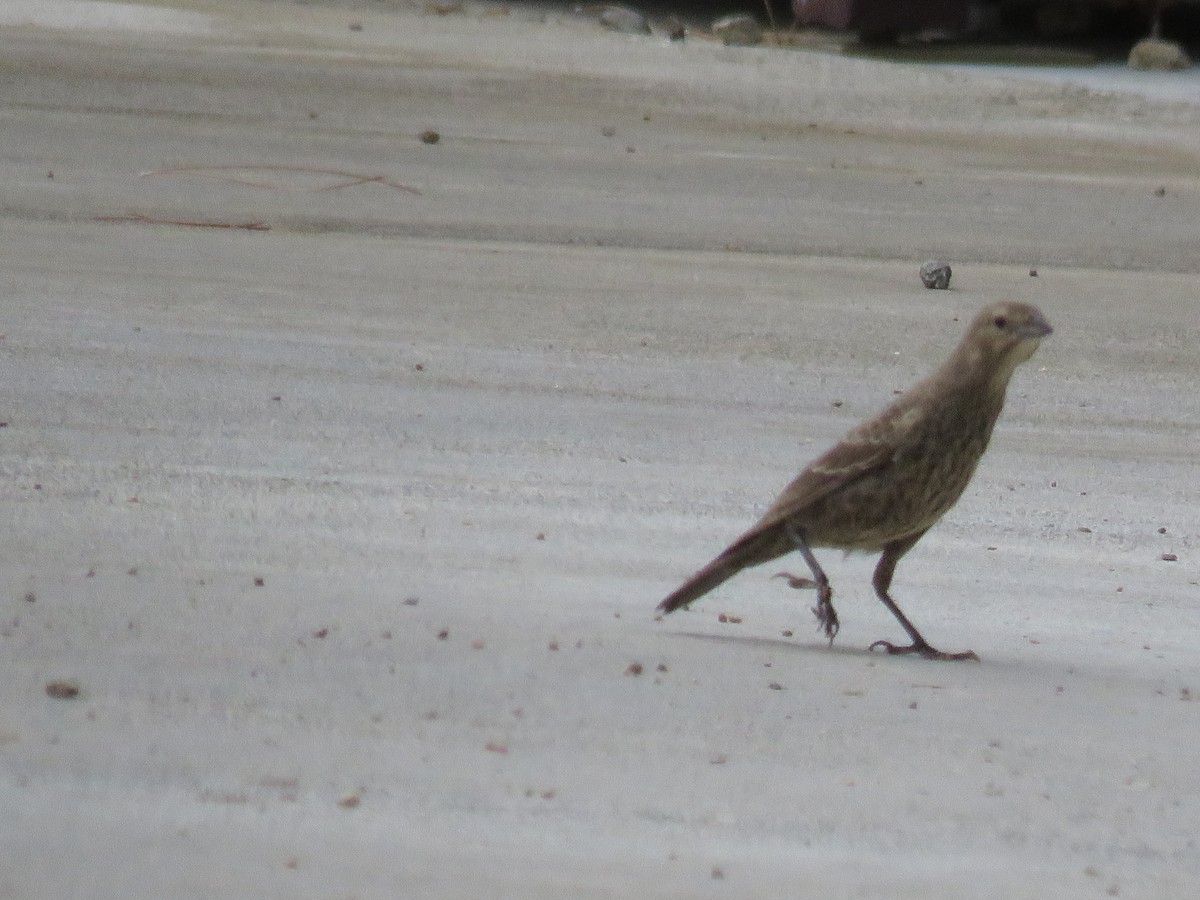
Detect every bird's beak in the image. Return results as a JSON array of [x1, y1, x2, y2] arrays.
[[1019, 312, 1053, 340]]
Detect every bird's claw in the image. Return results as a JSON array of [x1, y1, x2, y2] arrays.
[[773, 572, 838, 643], [813, 598, 839, 643], [869, 639, 980, 662], [773, 571, 818, 590]]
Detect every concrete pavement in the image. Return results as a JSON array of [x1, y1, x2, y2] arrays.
[[2, 2, 1199, 897]]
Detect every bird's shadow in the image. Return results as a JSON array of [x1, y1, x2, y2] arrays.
[[663, 628, 882, 660], [662, 627, 1077, 672]]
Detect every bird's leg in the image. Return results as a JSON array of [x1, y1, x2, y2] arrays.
[[868, 534, 979, 662], [775, 522, 839, 643]]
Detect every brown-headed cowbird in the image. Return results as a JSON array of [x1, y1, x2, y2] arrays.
[[658, 301, 1052, 661]]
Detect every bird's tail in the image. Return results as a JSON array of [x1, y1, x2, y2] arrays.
[[657, 524, 788, 614]]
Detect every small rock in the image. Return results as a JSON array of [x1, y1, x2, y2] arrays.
[[712, 14, 763, 47], [598, 6, 651, 35], [46, 680, 80, 699], [662, 15, 686, 41], [1128, 38, 1190, 71], [919, 260, 952, 289], [419, 130, 440, 145]]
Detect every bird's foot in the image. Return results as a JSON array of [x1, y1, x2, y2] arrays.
[[773, 572, 838, 643], [813, 594, 840, 643], [869, 639, 979, 662], [773, 571, 817, 590]]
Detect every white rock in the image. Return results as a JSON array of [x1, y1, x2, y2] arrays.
[[598, 6, 650, 35], [1128, 37, 1191, 71], [712, 14, 763, 47]]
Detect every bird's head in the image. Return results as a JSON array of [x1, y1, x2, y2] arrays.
[[954, 301, 1053, 392]]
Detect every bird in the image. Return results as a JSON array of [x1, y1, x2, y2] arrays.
[[657, 301, 1052, 661]]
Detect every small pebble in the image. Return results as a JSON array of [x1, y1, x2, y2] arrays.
[[919, 260, 952, 289], [598, 6, 650, 35], [663, 16, 686, 41], [712, 13, 763, 46], [1128, 37, 1190, 71], [46, 680, 80, 699]]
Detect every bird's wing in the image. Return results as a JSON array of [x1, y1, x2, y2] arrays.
[[754, 401, 925, 531]]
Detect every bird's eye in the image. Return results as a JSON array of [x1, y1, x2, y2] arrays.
[[993, 315, 1008, 329]]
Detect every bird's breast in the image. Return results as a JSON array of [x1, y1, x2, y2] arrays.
[[803, 404, 996, 551]]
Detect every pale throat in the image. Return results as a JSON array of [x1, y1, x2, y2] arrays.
[[956, 337, 1039, 408]]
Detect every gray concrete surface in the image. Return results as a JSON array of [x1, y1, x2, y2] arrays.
[[2, 1, 1199, 897]]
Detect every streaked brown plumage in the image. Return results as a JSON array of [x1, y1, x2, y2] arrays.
[[658, 301, 1052, 661]]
